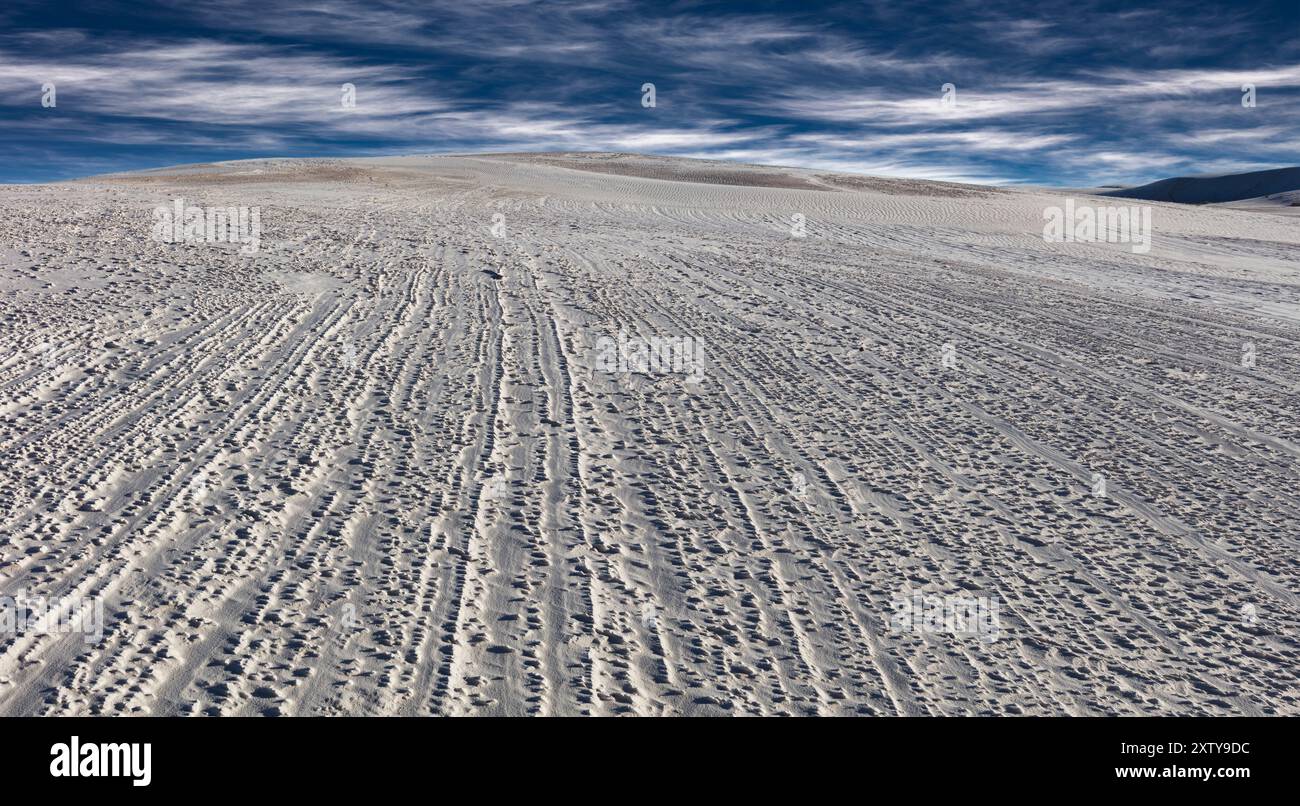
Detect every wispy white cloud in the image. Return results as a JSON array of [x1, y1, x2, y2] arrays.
[[0, 0, 1296, 185]]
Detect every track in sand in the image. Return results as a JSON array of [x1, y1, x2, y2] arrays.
[[0, 154, 1297, 716]]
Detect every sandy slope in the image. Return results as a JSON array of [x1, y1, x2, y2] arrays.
[[0, 154, 1297, 716]]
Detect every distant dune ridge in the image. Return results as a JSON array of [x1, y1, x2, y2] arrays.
[[1101, 166, 1300, 205]]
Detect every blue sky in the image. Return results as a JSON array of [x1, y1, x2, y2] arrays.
[[1, 0, 1297, 185]]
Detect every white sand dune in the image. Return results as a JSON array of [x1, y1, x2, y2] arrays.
[[0, 153, 1297, 716]]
